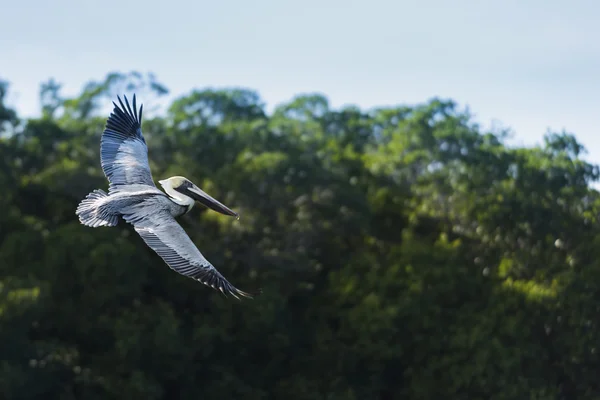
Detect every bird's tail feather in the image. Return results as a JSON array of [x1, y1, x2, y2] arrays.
[[76, 189, 119, 227]]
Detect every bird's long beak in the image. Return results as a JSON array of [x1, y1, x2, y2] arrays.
[[186, 184, 239, 219]]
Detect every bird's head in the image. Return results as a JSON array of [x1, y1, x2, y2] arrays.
[[159, 176, 239, 219]]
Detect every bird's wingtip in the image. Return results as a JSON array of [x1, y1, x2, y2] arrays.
[[110, 94, 143, 126], [243, 287, 262, 299], [230, 286, 262, 300]]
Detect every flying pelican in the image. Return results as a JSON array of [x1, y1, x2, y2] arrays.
[[76, 94, 257, 299]]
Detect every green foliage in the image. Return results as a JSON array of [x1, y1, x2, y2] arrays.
[[2, 72, 600, 399]]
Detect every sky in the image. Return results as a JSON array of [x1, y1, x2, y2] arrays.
[[1, 0, 599, 161]]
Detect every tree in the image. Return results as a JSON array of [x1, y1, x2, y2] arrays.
[[1, 72, 600, 399]]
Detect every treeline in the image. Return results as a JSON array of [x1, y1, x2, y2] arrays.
[[1, 71, 600, 399]]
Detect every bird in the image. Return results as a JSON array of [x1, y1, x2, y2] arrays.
[[75, 94, 258, 299]]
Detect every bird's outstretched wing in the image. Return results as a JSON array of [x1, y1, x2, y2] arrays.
[[122, 204, 256, 299], [101, 94, 155, 187]]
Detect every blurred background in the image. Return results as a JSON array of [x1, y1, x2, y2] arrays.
[[2, 0, 600, 398]]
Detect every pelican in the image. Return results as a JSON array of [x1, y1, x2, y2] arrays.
[[76, 94, 257, 299]]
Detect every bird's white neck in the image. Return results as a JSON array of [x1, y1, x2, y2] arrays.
[[162, 184, 195, 208]]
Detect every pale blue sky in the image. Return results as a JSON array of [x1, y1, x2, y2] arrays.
[[1, 0, 598, 161]]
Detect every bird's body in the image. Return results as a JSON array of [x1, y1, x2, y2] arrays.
[[77, 185, 184, 226], [76, 94, 256, 299]]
